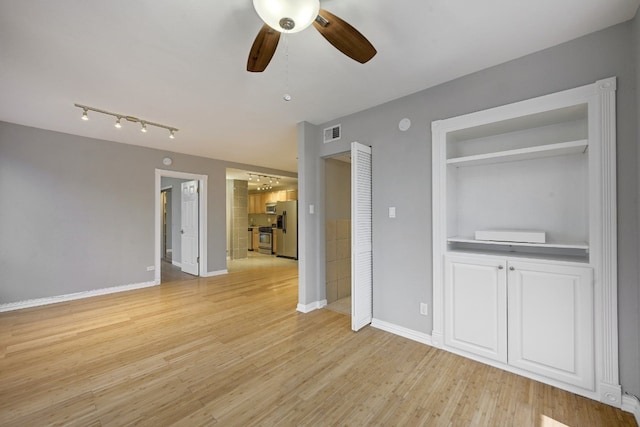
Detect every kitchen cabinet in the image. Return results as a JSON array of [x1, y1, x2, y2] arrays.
[[264, 192, 277, 204], [249, 189, 297, 213], [445, 254, 593, 388], [249, 193, 265, 214], [432, 78, 619, 403], [272, 230, 277, 255], [252, 228, 259, 251]]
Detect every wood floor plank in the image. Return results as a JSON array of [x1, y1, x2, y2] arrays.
[[0, 261, 636, 427]]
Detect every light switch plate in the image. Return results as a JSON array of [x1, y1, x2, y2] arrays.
[[389, 206, 396, 218], [420, 302, 428, 316]]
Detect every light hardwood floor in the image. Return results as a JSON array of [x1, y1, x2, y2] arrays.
[[0, 264, 636, 426]]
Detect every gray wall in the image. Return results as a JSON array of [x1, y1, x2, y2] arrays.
[[0, 122, 294, 302], [299, 20, 639, 396]]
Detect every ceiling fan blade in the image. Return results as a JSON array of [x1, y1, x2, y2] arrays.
[[312, 9, 376, 64], [247, 24, 281, 72]]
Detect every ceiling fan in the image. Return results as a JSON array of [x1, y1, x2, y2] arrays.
[[247, 0, 377, 72]]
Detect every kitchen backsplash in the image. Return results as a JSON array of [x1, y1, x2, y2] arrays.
[[249, 213, 277, 227]]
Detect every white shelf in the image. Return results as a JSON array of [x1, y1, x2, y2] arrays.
[[447, 236, 589, 250], [446, 139, 588, 167]]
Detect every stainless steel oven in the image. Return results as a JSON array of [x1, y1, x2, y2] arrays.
[[258, 227, 272, 255]]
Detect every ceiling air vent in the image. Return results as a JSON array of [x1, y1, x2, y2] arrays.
[[323, 124, 341, 143]]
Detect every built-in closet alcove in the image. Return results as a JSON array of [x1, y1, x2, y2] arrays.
[[431, 78, 621, 407]]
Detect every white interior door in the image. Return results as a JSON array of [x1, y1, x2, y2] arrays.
[[351, 142, 372, 331], [181, 180, 199, 275]]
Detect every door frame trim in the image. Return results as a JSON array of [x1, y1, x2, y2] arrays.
[[154, 169, 208, 282]]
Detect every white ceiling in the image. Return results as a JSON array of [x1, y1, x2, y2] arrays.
[[0, 0, 638, 174]]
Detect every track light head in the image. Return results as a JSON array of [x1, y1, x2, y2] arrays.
[[81, 108, 89, 121], [141, 122, 147, 133], [169, 129, 175, 139], [114, 117, 122, 128]]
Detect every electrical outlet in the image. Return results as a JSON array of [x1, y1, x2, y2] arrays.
[[146, 266, 155, 271], [420, 302, 428, 316]]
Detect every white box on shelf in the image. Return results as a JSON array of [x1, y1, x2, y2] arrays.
[[474, 229, 546, 244]]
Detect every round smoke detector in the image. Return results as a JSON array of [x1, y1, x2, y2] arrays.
[[399, 118, 411, 131]]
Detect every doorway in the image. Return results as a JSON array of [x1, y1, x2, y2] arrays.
[[323, 142, 373, 331], [324, 154, 352, 315], [161, 187, 172, 261], [154, 169, 208, 284]]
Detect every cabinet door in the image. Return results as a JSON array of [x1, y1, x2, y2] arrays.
[[248, 194, 256, 214], [256, 193, 265, 211], [272, 231, 277, 254], [286, 189, 298, 201], [252, 229, 259, 250], [264, 192, 275, 204], [444, 255, 507, 363], [507, 261, 593, 389]]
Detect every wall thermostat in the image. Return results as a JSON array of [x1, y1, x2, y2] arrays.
[[162, 157, 172, 166]]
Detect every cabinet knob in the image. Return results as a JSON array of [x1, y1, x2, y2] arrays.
[[498, 265, 504, 270], [509, 266, 515, 271]]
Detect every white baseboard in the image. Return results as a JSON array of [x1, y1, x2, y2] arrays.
[[622, 395, 640, 424], [371, 318, 433, 346], [297, 299, 327, 313], [202, 269, 228, 278], [0, 280, 159, 313], [172, 260, 182, 267]]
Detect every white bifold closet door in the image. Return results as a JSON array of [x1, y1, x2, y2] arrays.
[[351, 142, 373, 331]]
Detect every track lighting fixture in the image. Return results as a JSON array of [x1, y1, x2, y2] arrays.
[[247, 174, 281, 188], [74, 103, 178, 139]]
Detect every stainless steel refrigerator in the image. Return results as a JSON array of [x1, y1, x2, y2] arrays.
[[276, 200, 298, 259]]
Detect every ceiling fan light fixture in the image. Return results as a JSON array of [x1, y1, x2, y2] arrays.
[[253, 0, 319, 33]]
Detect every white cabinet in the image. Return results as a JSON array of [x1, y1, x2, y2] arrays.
[[445, 255, 594, 389], [444, 255, 507, 363], [432, 78, 619, 404], [507, 260, 593, 389]]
